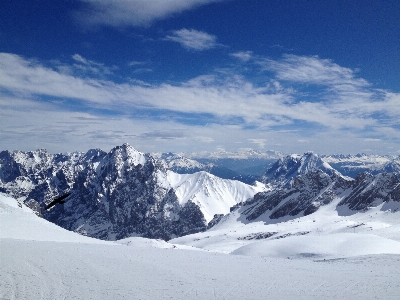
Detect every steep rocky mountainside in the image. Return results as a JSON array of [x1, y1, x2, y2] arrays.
[[260, 152, 339, 187], [242, 170, 353, 221], [216, 153, 400, 227], [338, 172, 400, 211], [0, 144, 260, 240]]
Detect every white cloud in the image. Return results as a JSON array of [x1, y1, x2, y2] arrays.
[[248, 139, 267, 149], [72, 54, 116, 76], [265, 54, 369, 88], [0, 52, 393, 131], [1, 52, 399, 154], [75, 0, 223, 28], [195, 136, 214, 143], [363, 138, 381, 142], [0, 53, 114, 105], [165, 29, 217, 50], [231, 51, 253, 62]]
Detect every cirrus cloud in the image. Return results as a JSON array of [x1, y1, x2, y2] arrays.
[[74, 0, 224, 28], [0, 52, 399, 154], [165, 29, 218, 50]]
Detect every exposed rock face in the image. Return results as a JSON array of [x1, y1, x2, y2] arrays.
[[0, 145, 208, 240], [338, 172, 400, 210], [260, 152, 338, 187], [0, 149, 81, 200], [216, 170, 399, 228], [1, 144, 257, 240], [243, 170, 353, 221]]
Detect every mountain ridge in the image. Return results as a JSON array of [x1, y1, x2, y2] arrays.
[[0, 143, 262, 240]]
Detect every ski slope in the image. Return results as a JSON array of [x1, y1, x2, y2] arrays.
[[2, 193, 400, 299]]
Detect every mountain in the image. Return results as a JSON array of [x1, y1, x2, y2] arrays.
[[260, 152, 339, 187], [208, 169, 399, 230], [183, 148, 284, 178], [171, 171, 400, 260], [153, 152, 239, 180], [0, 144, 262, 240], [167, 171, 265, 222], [338, 172, 400, 211], [241, 170, 353, 222], [153, 152, 211, 173], [198, 153, 400, 231], [153, 150, 283, 184], [322, 154, 400, 178]]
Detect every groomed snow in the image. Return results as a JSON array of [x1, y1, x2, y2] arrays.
[[2, 193, 400, 299]]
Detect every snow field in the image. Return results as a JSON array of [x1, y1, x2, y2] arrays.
[[2, 193, 400, 299]]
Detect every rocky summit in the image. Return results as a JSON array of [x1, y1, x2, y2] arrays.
[[0, 144, 259, 240]]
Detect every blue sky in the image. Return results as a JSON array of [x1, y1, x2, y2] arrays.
[[0, 0, 399, 155]]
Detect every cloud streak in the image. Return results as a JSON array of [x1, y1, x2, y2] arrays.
[[165, 29, 218, 50], [0, 52, 399, 154], [74, 0, 223, 28]]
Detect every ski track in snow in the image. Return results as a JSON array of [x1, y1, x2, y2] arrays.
[[2, 193, 400, 299]]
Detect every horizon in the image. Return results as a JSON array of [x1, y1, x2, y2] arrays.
[[1, 0, 399, 155], [1, 141, 398, 158]]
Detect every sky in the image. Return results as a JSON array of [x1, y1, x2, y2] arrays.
[[0, 0, 399, 156]]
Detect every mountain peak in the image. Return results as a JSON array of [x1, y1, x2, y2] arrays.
[[261, 152, 337, 186], [109, 143, 147, 166]]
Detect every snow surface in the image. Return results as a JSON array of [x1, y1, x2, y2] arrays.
[[171, 194, 400, 256], [167, 171, 265, 222], [2, 193, 400, 299]]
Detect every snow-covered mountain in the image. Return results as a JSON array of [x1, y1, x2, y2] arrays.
[[153, 149, 285, 184], [153, 152, 211, 173], [0, 144, 262, 240], [1, 145, 399, 243], [322, 153, 400, 178], [2, 147, 400, 299], [260, 152, 340, 187], [203, 169, 399, 234], [338, 172, 400, 211], [167, 171, 265, 222], [171, 171, 400, 258], [242, 170, 352, 222], [185, 148, 284, 160], [153, 152, 238, 180]]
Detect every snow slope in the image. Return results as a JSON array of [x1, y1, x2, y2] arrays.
[[172, 194, 400, 257], [2, 193, 400, 299], [167, 171, 265, 222], [0, 193, 107, 244]]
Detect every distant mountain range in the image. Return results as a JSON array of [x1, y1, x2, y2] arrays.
[[321, 153, 400, 178], [153, 150, 282, 184], [155, 151, 400, 183], [207, 153, 400, 231], [1, 144, 399, 241]]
